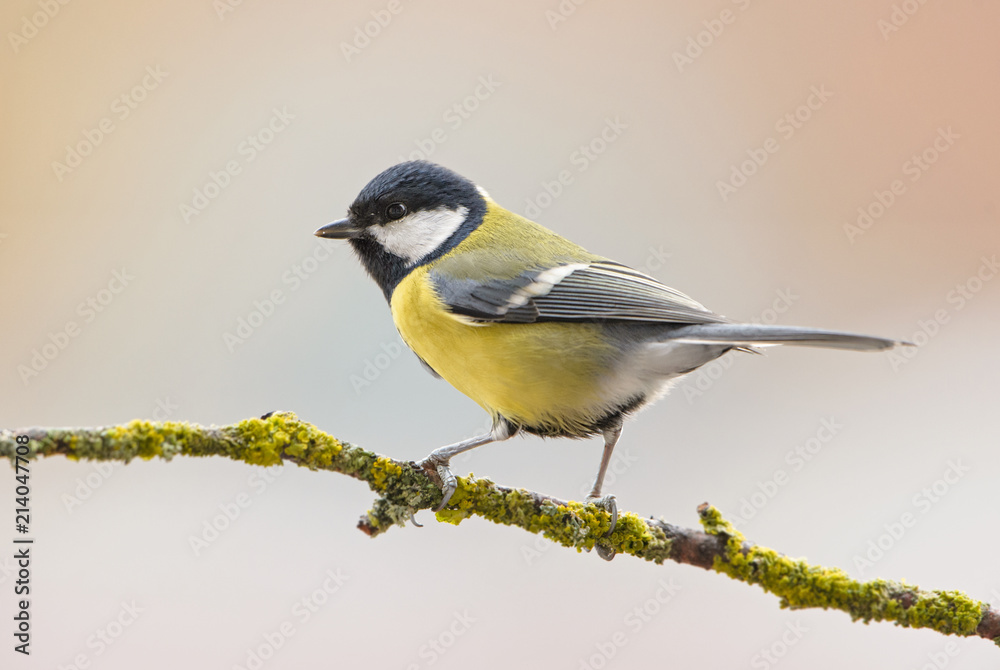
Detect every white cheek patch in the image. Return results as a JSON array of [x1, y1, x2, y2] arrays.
[[368, 205, 469, 265]]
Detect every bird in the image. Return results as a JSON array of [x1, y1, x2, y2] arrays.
[[315, 160, 907, 531]]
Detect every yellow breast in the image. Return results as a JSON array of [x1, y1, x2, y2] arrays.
[[390, 266, 616, 435]]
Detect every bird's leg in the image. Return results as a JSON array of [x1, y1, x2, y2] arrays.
[[420, 434, 494, 512], [588, 421, 623, 500], [587, 421, 623, 561], [419, 420, 515, 512]]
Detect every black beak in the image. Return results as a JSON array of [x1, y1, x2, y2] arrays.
[[314, 218, 364, 239]]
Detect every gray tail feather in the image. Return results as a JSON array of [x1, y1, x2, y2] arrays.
[[668, 323, 910, 352]]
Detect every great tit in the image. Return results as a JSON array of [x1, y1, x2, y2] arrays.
[[316, 160, 907, 519]]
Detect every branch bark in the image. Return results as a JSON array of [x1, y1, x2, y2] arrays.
[[2, 412, 997, 648]]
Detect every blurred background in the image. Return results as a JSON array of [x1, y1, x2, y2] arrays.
[[2, 1, 998, 667]]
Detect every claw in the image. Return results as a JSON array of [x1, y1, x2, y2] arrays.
[[595, 544, 616, 561], [416, 425, 514, 515], [433, 461, 457, 511], [586, 494, 618, 561], [418, 454, 458, 512]]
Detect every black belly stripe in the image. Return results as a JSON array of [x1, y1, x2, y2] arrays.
[[511, 393, 648, 439]]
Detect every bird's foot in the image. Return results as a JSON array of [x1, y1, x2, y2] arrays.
[[586, 494, 618, 561], [418, 453, 457, 512]]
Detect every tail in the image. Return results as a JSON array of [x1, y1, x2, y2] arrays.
[[668, 323, 910, 352]]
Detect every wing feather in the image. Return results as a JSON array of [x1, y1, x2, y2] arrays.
[[430, 261, 726, 325]]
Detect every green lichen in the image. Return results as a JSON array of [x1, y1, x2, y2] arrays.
[[433, 475, 671, 558], [3, 419, 996, 647], [356, 457, 443, 534], [435, 475, 602, 550], [699, 505, 986, 637], [611, 513, 673, 563], [369, 457, 403, 491], [231, 412, 342, 469], [66, 419, 201, 463]]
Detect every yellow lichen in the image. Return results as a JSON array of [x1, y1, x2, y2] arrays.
[[429, 475, 678, 561], [699, 504, 986, 637], [370, 457, 403, 491], [232, 413, 343, 469], [3, 420, 995, 647]]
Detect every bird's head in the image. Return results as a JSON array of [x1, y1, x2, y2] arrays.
[[316, 161, 488, 298]]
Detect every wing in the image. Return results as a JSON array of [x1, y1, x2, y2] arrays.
[[429, 260, 728, 325]]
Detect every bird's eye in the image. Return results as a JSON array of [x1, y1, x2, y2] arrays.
[[386, 203, 407, 220]]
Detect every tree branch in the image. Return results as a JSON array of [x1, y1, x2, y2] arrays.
[[2, 412, 997, 648]]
